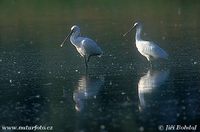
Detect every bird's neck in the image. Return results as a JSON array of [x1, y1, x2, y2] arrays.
[[70, 31, 80, 45], [135, 27, 142, 42]]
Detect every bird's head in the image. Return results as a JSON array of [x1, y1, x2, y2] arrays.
[[71, 25, 80, 33], [123, 21, 142, 37], [60, 25, 80, 47], [133, 21, 142, 29], [133, 22, 139, 27]]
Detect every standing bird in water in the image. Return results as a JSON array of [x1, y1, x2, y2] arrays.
[[123, 22, 168, 67], [60, 25, 103, 71]]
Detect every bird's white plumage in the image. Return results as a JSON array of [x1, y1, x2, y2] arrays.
[[126, 22, 168, 62], [80, 38, 102, 57], [70, 25, 102, 58], [61, 25, 102, 69], [136, 40, 168, 61]]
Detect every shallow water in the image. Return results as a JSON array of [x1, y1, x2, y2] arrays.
[[0, 0, 200, 132]]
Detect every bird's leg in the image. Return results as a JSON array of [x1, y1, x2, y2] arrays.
[[84, 56, 88, 68], [87, 55, 91, 63], [84, 56, 88, 72]]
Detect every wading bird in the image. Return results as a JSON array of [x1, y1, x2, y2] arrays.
[[123, 22, 168, 67], [60, 25, 103, 70]]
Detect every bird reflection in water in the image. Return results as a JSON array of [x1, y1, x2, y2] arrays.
[[73, 75, 104, 112], [138, 69, 169, 111]]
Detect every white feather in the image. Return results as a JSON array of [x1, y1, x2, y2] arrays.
[[134, 22, 168, 61]]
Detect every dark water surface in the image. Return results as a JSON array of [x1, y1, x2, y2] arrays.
[[0, 0, 200, 132]]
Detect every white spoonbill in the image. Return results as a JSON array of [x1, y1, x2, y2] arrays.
[[123, 22, 168, 66], [60, 25, 103, 70]]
